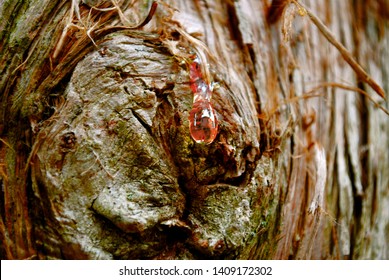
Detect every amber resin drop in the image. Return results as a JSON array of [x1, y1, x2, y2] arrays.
[[189, 99, 218, 144]]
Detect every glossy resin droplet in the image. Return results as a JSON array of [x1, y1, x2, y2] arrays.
[[187, 55, 219, 144], [189, 99, 218, 144]]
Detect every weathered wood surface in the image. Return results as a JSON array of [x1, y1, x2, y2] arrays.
[[0, 0, 388, 259]]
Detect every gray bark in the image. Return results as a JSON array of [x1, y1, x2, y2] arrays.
[[0, 0, 388, 259]]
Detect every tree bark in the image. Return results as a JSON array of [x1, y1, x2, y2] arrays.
[[0, 0, 388, 259]]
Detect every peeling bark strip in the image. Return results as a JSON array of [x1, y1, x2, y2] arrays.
[[1, 0, 388, 259], [267, 0, 291, 23], [292, 0, 386, 100]]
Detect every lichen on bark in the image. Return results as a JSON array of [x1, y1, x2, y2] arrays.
[[29, 31, 272, 259], [1, 0, 388, 260]]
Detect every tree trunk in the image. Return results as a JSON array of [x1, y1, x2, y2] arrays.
[[0, 0, 388, 259]]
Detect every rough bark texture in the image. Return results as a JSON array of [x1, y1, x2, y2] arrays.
[[0, 0, 388, 259]]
